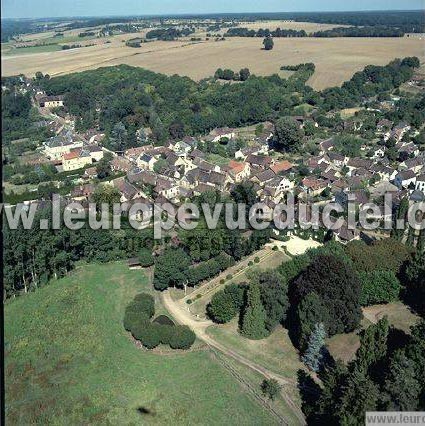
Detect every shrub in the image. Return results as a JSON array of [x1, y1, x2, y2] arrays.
[[169, 325, 196, 349], [220, 279, 225, 284], [272, 246, 279, 251], [139, 248, 154, 267], [226, 274, 233, 280], [186, 299, 192, 304], [254, 257, 260, 263], [261, 378, 281, 400], [248, 261, 254, 266]]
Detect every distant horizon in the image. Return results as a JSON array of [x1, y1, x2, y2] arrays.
[[1, 9, 424, 21], [2, 0, 423, 20]]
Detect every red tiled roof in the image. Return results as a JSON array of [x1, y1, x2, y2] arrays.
[[270, 160, 293, 174]]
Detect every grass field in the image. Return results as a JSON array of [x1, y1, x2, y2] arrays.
[[4, 262, 277, 425], [206, 320, 304, 423], [2, 37, 424, 90]]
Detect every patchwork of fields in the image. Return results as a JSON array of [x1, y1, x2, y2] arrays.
[[2, 36, 424, 89]]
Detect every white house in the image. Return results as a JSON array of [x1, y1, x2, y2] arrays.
[[416, 174, 425, 192]]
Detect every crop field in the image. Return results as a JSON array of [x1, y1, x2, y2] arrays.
[[2, 36, 424, 89], [4, 262, 276, 424]]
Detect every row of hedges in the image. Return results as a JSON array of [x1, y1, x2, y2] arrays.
[[187, 253, 235, 286], [124, 293, 195, 350]]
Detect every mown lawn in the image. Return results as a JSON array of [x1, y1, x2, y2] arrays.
[[5, 262, 276, 425]]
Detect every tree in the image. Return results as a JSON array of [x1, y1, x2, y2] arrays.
[[153, 248, 191, 291], [139, 248, 154, 267], [263, 36, 274, 50], [261, 378, 281, 400], [207, 290, 238, 323], [353, 317, 389, 375], [293, 255, 362, 336], [92, 184, 121, 206], [239, 68, 251, 81], [257, 271, 289, 331], [302, 323, 326, 372], [359, 270, 401, 306], [404, 252, 425, 315], [274, 117, 304, 152], [383, 349, 422, 411], [336, 370, 380, 424], [96, 152, 113, 179], [295, 292, 331, 351], [240, 283, 268, 339]]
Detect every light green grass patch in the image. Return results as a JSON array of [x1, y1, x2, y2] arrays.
[[5, 262, 275, 425]]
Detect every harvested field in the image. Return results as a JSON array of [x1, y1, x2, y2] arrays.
[[2, 37, 424, 90], [235, 20, 348, 33]]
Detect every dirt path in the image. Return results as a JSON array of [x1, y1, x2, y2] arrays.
[[161, 291, 306, 425]]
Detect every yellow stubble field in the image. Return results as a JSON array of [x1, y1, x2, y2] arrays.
[[2, 36, 424, 90]]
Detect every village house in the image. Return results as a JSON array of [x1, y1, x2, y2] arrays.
[[62, 149, 93, 172], [124, 146, 154, 162], [246, 154, 273, 169], [38, 95, 65, 108], [112, 177, 145, 203], [111, 157, 133, 173], [137, 154, 157, 171], [394, 170, 417, 189], [85, 145, 104, 162], [70, 184, 96, 201], [301, 177, 329, 197], [83, 167, 98, 179], [400, 157, 424, 173], [269, 160, 293, 175], [318, 138, 335, 155], [416, 174, 425, 192], [228, 160, 251, 182], [44, 136, 84, 160], [376, 119, 394, 134], [395, 141, 420, 158], [206, 127, 236, 143]]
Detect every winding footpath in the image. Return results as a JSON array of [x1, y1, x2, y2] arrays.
[[161, 291, 306, 425]]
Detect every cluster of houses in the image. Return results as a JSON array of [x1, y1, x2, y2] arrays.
[[23, 92, 423, 245], [42, 127, 106, 172]]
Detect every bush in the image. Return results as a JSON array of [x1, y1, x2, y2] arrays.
[[186, 299, 192, 304], [123, 293, 155, 331], [169, 325, 196, 349], [272, 246, 279, 251], [220, 279, 225, 284], [261, 378, 281, 400], [248, 261, 254, 266], [139, 248, 154, 267], [226, 274, 233, 280], [254, 257, 260, 263]]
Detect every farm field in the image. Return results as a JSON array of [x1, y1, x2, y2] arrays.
[[235, 20, 348, 33], [2, 36, 424, 90], [4, 262, 277, 424]]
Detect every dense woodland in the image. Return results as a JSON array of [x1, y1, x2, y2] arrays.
[[2, 10, 423, 42]]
